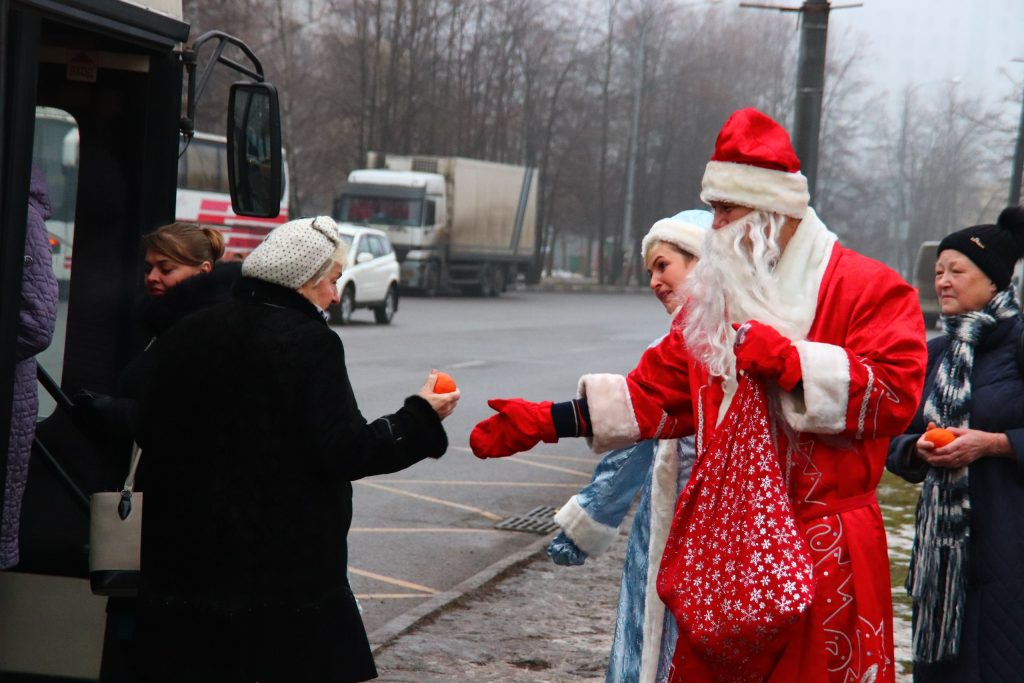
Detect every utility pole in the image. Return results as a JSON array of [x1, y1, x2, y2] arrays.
[[793, 0, 829, 200], [740, 1, 860, 201], [620, 16, 648, 285], [1010, 59, 1024, 206]]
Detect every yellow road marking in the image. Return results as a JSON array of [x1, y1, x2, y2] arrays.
[[451, 447, 596, 464], [355, 480, 504, 520], [374, 479, 579, 488], [495, 458, 593, 475], [349, 527, 518, 533], [348, 567, 439, 594]]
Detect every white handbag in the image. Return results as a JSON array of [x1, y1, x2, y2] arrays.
[[88, 443, 143, 597]]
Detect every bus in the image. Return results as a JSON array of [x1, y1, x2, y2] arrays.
[[175, 131, 290, 260], [33, 112, 289, 297], [0, 3, 283, 679]]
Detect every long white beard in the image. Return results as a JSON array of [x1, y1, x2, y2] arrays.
[[680, 210, 801, 378]]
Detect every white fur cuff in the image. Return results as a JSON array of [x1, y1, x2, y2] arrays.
[[553, 495, 619, 557], [700, 160, 809, 218], [778, 340, 850, 433], [577, 373, 641, 453]]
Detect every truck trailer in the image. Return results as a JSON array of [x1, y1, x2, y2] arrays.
[[335, 153, 538, 296]]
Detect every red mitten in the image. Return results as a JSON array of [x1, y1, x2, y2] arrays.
[[470, 398, 557, 459], [732, 321, 802, 391]]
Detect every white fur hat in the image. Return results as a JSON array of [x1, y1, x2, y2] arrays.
[[242, 216, 344, 289], [641, 209, 713, 262]]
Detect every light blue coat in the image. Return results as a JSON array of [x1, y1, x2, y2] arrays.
[[550, 436, 696, 683]]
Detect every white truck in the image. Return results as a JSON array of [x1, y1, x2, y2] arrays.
[[334, 153, 538, 296]]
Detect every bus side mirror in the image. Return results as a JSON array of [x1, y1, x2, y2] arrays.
[[227, 82, 283, 218]]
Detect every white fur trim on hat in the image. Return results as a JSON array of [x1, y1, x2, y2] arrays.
[[242, 216, 343, 290], [700, 160, 810, 218], [641, 210, 712, 262]]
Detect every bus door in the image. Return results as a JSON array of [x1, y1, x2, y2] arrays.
[[0, 2, 187, 679]]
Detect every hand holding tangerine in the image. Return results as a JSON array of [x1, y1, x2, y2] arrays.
[[923, 427, 956, 447], [433, 371, 457, 394]]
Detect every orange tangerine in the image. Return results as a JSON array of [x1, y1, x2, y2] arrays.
[[923, 427, 956, 447], [434, 372, 457, 394]]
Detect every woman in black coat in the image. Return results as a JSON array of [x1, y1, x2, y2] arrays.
[[134, 216, 458, 683], [886, 207, 1024, 683], [77, 222, 241, 683]]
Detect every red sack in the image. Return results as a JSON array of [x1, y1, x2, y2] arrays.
[[657, 375, 814, 681]]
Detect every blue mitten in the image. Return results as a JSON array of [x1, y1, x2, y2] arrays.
[[547, 532, 588, 566]]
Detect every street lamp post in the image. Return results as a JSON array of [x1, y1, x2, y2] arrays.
[[620, 14, 647, 286], [1009, 59, 1024, 206]]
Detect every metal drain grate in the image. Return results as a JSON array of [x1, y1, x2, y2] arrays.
[[494, 505, 561, 535]]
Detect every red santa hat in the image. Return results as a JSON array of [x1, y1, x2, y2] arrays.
[[700, 108, 810, 219]]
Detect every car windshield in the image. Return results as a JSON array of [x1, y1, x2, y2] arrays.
[[338, 196, 423, 227], [338, 234, 354, 246]]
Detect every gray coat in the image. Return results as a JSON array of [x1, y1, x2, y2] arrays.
[[2, 165, 59, 568]]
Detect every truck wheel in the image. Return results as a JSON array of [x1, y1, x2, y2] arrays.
[[374, 286, 397, 324], [490, 267, 506, 297], [334, 286, 355, 325], [479, 265, 495, 297], [423, 266, 440, 297]]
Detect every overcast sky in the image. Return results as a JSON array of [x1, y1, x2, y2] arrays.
[[828, 0, 1024, 113]]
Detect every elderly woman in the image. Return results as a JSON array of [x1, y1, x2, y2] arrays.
[[546, 210, 710, 683], [134, 216, 458, 683], [886, 206, 1024, 682]]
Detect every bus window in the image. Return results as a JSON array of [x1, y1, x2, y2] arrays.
[[32, 107, 78, 417], [33, 107, 77, 298], [179, 137, 228, 193], [176, 132, 289, 260]]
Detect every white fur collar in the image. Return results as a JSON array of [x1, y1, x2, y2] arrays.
[[772, 207, 837, 341]]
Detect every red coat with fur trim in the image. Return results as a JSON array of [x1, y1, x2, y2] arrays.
[[578, 230, 926, 683]]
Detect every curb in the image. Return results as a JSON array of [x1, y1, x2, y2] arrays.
[[522, 282, 649, 294], [368, 534, 553, 654]]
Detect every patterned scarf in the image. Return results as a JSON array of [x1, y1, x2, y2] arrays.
[[907, 286, 1020, 663]]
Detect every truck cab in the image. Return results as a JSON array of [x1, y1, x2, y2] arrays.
[[337, 169, 447, 252], [335, 154, 537, 296]]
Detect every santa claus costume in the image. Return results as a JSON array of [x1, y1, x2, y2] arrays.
[[548, 211, 711, 683], [471, 108, 928, 683], [577, 109, 927, 683]]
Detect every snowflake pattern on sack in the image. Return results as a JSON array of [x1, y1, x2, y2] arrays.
[[659, 376, 815, 681]]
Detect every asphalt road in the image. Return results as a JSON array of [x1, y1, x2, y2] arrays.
[[334, 289, 668, 636]]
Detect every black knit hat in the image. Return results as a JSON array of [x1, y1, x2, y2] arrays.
[[937, 206, 1024, 290]]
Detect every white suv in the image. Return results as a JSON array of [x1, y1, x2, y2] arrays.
[[329, 225, 400, 325]]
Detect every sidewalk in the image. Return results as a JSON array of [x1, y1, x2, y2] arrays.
[[370, 522, 914, 683], [370, 532, 625, 682]]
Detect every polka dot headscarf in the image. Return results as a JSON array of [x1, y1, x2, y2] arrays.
[[242, 216, 343, 290]]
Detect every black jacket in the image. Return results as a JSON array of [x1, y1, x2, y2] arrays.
[[887, 315, 1024, 683], [135, 277, 447, 681]]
